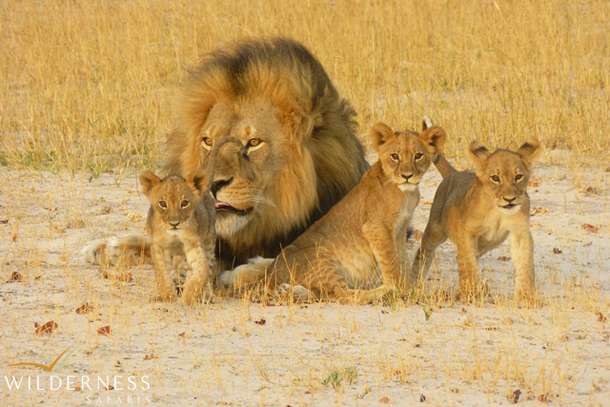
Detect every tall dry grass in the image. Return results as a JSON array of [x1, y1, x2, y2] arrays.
[[1, 0, 608, 174]]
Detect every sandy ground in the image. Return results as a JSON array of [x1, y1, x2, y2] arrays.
[[0, 163, 608, 406]]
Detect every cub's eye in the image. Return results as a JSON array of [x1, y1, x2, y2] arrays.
[[414, 152, 424, 161], [390, 153, 400, 161], [158, 200, 167, 209], [180, 200, 190, 209], [515, 174, 524, 182], [490, 175, 501, 184], [201, 137, 213, 150]]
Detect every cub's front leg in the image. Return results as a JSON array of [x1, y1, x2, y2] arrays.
[[510, 227, 536, 304], [362, 222, 402, 293], [151, 244, 177, 302], [181, 238, 213, 305]]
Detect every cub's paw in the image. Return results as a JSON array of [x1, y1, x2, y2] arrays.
[[277, 283, 312, 303], [151, 292, 177, 303], [513, 290, 542, 308], [182, 279, 213, 306]]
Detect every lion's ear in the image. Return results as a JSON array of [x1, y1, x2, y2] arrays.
[[422, 116, 434, 131], [517, 139, 542, 166], [139, 171, 161, 197], [419, 126, 446, 155], [467, 141, 490, 173], [370, 122, 395, 151]]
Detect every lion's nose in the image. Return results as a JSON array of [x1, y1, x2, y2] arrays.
[[210, 177, 233, 198], [402, 173, 413, 181], [169, 220, 180, 227], [503, 196, 516, 203]]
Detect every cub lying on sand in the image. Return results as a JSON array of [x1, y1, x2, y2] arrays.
[[411, 133, 541, 303], [225, 122, 446, 303], [140, 171, 216, 305]]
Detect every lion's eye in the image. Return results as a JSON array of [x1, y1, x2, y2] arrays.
[[390, 153, 400, 161], [180, 200, 190, 209], [246, 138, 264, 151], [201, 137, 213, 150], [415, 152, 424, 161], [248, 138, 261, 147], [515, 174, 524, 182], [158, 200, 167, 209], [490, 175, 501, 184]]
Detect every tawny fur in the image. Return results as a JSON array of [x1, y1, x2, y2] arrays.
[[411, 132, 542, 304], [84, 37, 367, 270], [140, 171, 217, 305], [225, 122, 446, 303]]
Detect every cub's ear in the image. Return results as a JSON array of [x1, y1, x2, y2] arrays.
[[467, 141, 491, 172], [190, 174, 207, 194], [370, 122, 395, 151], [422, 116, 434, 130], [419, 126, 446, 155], [517, 139, 542, 166], [139, 171, 161, 196]]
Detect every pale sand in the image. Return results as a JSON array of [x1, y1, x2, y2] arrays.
[[0, 163, 608, 406]]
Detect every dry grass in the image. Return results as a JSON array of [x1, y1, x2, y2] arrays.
[[1, 0, 608, 174]]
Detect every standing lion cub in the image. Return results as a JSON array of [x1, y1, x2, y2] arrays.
[[224, 121, 446, 303], [411, 133, 541, 303], [140, 172, 216, 305]]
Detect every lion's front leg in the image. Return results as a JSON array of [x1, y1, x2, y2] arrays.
[[510, 229, 536, 305], [219, 257, 273, 290], [81, 234, 150, 266]]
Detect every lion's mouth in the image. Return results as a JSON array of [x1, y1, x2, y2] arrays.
[[214, 201, 253, 216], [500, 203, 518, 209]]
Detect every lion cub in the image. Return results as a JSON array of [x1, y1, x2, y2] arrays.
[[227, 122, 446, 303], [411, 134, 541, 303], [140, 171, 216, 305]]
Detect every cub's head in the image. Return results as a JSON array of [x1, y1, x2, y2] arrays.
[[370, 122, 446, 191], [140, 171, 206, 231], [468, 140, 542, 213]]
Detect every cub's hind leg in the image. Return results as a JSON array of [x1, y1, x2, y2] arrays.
[[411, 222, 447, 287]]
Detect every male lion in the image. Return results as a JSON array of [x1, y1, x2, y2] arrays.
[[83, 38, 367, 275], [411, 130, 541, 303], [222, 122, 446, 303]]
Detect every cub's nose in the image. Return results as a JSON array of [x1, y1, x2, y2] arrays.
[[210, 177, 233, 198], [503, 196, 517, 203], [169, 220, 180, 228], [402, 173, 413, 182]]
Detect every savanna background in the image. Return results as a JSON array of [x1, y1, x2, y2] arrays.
[[0, 1, 608, 406]]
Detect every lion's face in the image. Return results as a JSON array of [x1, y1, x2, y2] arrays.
[[468, 141, 541, 214], [140, 172, 204, 233], [195, 99, 317, 239], [370, 123, 445, 192]]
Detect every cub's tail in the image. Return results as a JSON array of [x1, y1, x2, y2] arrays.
[[421, 116, 456, 179]]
